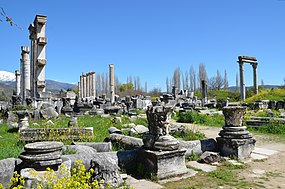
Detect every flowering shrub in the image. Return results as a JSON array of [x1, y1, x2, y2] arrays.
[[1, 160, 133, 189]]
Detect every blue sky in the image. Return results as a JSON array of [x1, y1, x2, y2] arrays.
[[0, 0, 284, 91]]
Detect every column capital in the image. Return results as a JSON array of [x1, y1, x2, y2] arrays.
[[251, 62, 258, 69]]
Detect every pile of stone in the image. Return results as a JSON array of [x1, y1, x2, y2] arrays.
[[19, 142, 63, 171]]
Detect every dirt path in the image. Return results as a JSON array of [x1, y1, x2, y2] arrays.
[[172, 121, 285, 188]]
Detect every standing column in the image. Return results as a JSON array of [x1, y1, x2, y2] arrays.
[[109, 64, 115, 104], [88, 73, 92, 97], [201, 80, 207, 106], [238, 61, 245, 101], [29, 24, 36, 98], [80, 74, 84, 99], [252, 63, 258, 95], [86, 73, 90, 98], [21, 46, 31, 104], [34, 15, 48, 95], [92, 72, 96, 98], [78, 82, 81, 99], [83, 74, 87, 98], [15, 70, 21, 96]]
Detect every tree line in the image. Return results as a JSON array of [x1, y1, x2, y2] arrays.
[[166, 64, 230, 93]]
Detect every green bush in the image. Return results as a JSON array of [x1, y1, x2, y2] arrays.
[[172, 129, 206, 141], [249, 124, 285, 135]]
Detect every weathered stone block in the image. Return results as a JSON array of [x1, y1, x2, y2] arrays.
[[217, 137, 256, 159], [138, 149, 188, 180], [0, 158, 17, 188]]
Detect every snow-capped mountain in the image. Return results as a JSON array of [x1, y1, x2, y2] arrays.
[[0, 70, 77, 92], [0, 70, 16, 82]]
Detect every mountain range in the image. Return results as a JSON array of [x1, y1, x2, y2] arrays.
[[0, 70, 77, 94]]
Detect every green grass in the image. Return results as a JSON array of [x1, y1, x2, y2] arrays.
[[177, 111, 224, 127], [0, 124, 24, 160], [246, 88, 285, 103]]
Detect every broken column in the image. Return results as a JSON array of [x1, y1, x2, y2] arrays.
[[201, 79, 207, 106], [217, 106, 256, 159], [29, 15, 48, 97], [15, 70, 21, 96], [140, 106, 188, 179], [109, 64, 115, 104], [20, 46, 31, 103]]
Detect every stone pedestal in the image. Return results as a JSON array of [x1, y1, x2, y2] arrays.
[[217, 106, 256, 159], [19, 142, 63, 171], [139, 106, 188, 180], [138, 149, 188, 180]]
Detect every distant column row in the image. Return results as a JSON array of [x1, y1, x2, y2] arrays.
[[79, 72, 96, 99]]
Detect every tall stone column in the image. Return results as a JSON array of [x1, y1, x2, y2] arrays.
[[109, 64, 115, 104], [88, 72, 93, 97], [29, 15, 48, 96], [21, 46, 31, 103], [80, 74, 84, 99], [238, 61, 245, 101], [15, 70, 21, 96], [83, 74, 87, 98], [252, 63, 258, 95], [201, 80, 207, 106], [78, 82, 81, 99], [91, 72, 96, 98], [86, 73, 90, 98], [29, 24, 36, 98]]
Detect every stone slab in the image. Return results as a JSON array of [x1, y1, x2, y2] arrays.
[[186, 161, 217, 172], [126, 175, 163, 189], [250, 153, 268, 161], [158, 169, 198, 184], [24, 142, 63, 153], [20, 151, 61, 161], [252, 147, 278, 156]]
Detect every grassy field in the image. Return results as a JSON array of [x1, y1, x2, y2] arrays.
[[0, 114, 150, 160]]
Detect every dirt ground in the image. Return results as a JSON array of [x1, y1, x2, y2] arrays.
[[177, 122, 285, 189]]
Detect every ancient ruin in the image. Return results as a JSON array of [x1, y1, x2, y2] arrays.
[[238, 56, 258, 101], [140, 106, 188, 179], [19, 142, 63, 171], [79, 72, 96, 99]]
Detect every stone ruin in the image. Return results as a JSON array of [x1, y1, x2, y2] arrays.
[[217, 106, 256, 159], [19, 142, 63, 171], [143, 106, 179, 151], [139, 105, 189, 180]]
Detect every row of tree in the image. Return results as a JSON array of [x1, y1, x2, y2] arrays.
[[95, 73, 147, 97], [166, 64, 230, 93]]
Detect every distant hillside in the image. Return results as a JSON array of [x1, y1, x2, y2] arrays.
[[0, 82, 14, 94], [228, 85, 281, 91], [46, 79, 77, 91]]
